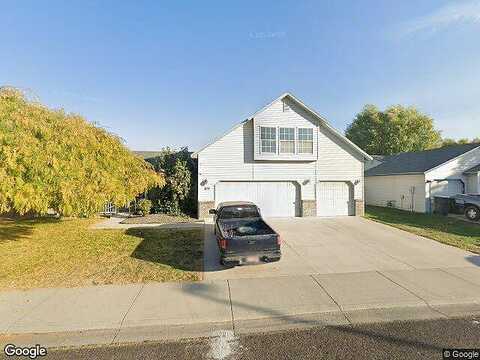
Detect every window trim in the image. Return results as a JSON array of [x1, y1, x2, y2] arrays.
[[258, 126, 315, 157], [297, 128, 314, 154], [260, 126, 277, 154], [279, 127, 295, 154]]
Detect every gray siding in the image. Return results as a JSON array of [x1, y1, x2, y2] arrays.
[[466, 174, 479, 194]]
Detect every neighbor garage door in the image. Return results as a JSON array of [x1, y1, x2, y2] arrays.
[[215, 182, 296, 217], [430, 179, 464, 198], [316, 181, 352, 216]]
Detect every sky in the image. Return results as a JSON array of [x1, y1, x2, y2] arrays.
[[1, 0, 479, 151]]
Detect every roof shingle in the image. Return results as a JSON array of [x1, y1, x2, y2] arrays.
[[365, 143, 480, 176]]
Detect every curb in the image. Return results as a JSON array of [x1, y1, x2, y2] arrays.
[[2, 302, 480, 350]]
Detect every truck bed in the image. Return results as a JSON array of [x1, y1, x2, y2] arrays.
[[219, 218, 275, 238], [216, 217, 280, 264]]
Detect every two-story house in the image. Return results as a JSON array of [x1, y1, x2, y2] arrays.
[[192, 93, 372, 219]]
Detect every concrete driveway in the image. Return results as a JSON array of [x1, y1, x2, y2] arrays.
[[203, 217, 479, 280]]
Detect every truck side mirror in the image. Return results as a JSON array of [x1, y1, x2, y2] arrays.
[[209, 209, 217, 215]]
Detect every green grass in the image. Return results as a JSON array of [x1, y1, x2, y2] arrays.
[[0, 217, 203, 290], [365, 206, 480, 254]]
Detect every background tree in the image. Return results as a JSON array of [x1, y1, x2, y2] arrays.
[[0, 87, 163, 217], [346, 105, 442, 155], [145, 147, 197, 216], [441, 137, 480, 147]]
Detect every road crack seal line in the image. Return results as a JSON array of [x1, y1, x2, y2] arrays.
[[309, 275, 352, 324], [226, 280, 235, 333], [438, 267, 480, 289], [111, 283, 145, 344], [376, 271, 450, 319]]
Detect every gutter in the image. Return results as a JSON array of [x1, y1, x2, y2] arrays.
[[365, 172, 424, 177]]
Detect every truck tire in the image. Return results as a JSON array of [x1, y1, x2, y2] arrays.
[[465, 205, 480, 221], [220, 259, 235, 268]]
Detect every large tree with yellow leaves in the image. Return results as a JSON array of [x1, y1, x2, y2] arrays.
[[0, 87, 163, 217]]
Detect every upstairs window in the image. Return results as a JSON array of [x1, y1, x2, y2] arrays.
[[283, 102, 290, 112], [297, 128, 313, 154], [260, 127, 276, 153], [279, 127, 295, 154]]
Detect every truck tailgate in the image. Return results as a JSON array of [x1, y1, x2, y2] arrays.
[[225, 233, 278, 253]]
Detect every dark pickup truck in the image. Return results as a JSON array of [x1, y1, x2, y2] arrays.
[[209, 201, 281, 266]]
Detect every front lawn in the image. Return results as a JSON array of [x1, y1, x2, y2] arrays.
[[365, 206, 480, 254], [0, 217, 203, 290]]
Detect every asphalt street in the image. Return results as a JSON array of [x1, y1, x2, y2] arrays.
[[40, 317, 480, 360]]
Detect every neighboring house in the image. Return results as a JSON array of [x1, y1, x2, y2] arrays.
[[365, 155, 385, 171], [192, 93, 372, 219], [465, 164, 480, 194], [365, 143, 480, 213]]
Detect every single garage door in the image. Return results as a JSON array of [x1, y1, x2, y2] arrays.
[[215, 181, 297, 217], [317, 181, 353, 216]]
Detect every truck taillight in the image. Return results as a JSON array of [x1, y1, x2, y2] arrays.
[[277, 236, 282, 245], [219, 238, 228, 250]]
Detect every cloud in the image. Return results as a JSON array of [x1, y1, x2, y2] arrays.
[[401, 1, 480, 36]]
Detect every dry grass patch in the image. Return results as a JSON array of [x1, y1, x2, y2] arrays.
[[120, 213, 198, 225], [0, 217, 203, 290]]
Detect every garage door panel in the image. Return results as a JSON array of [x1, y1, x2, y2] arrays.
[[430, 180, 463, 198], [215, 182, 296, 217], [317, 182, 352, 217]]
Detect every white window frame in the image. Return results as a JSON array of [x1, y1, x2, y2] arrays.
[[260, 126, 277, 154], [279, 127, 295, 154], [283, 102, 290, 112], [297, 128, 314, 154]]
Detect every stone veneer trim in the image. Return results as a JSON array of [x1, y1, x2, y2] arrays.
[[198, 201, 215, 219], [301, 200, 316, 217], [355, 200, 365, 216]]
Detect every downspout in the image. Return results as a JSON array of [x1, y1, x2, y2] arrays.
[[426, 180, 433, 214]]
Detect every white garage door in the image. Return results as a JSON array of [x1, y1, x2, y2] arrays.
[[430, 180, 463, 198], [215, 182, 296, 217], [317, 182, 352, 216]]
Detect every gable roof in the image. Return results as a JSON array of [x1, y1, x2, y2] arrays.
[[365, 143, 480, 177], [192, 92, 372, 160], [465, 164, 480, 174]]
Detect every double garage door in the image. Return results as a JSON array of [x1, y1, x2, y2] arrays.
[[215, 182, 297, 217], [215, 181, 353, 217]]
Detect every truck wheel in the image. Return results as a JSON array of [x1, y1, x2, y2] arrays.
[[465, 206, 480, 221], [220, 259, 235, 267]]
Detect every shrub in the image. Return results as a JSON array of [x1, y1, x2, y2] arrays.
[[145, 148, 196, 216], [137, 199, 152, 216], [0, 87, 164, 217]]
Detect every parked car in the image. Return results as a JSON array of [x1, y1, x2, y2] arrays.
[[452, 194, 480, 221], [209, 201, 281, 266]]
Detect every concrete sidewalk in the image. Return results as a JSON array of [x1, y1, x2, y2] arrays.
[[91, 216, 204, 230], [1, 267, 480, 348]]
